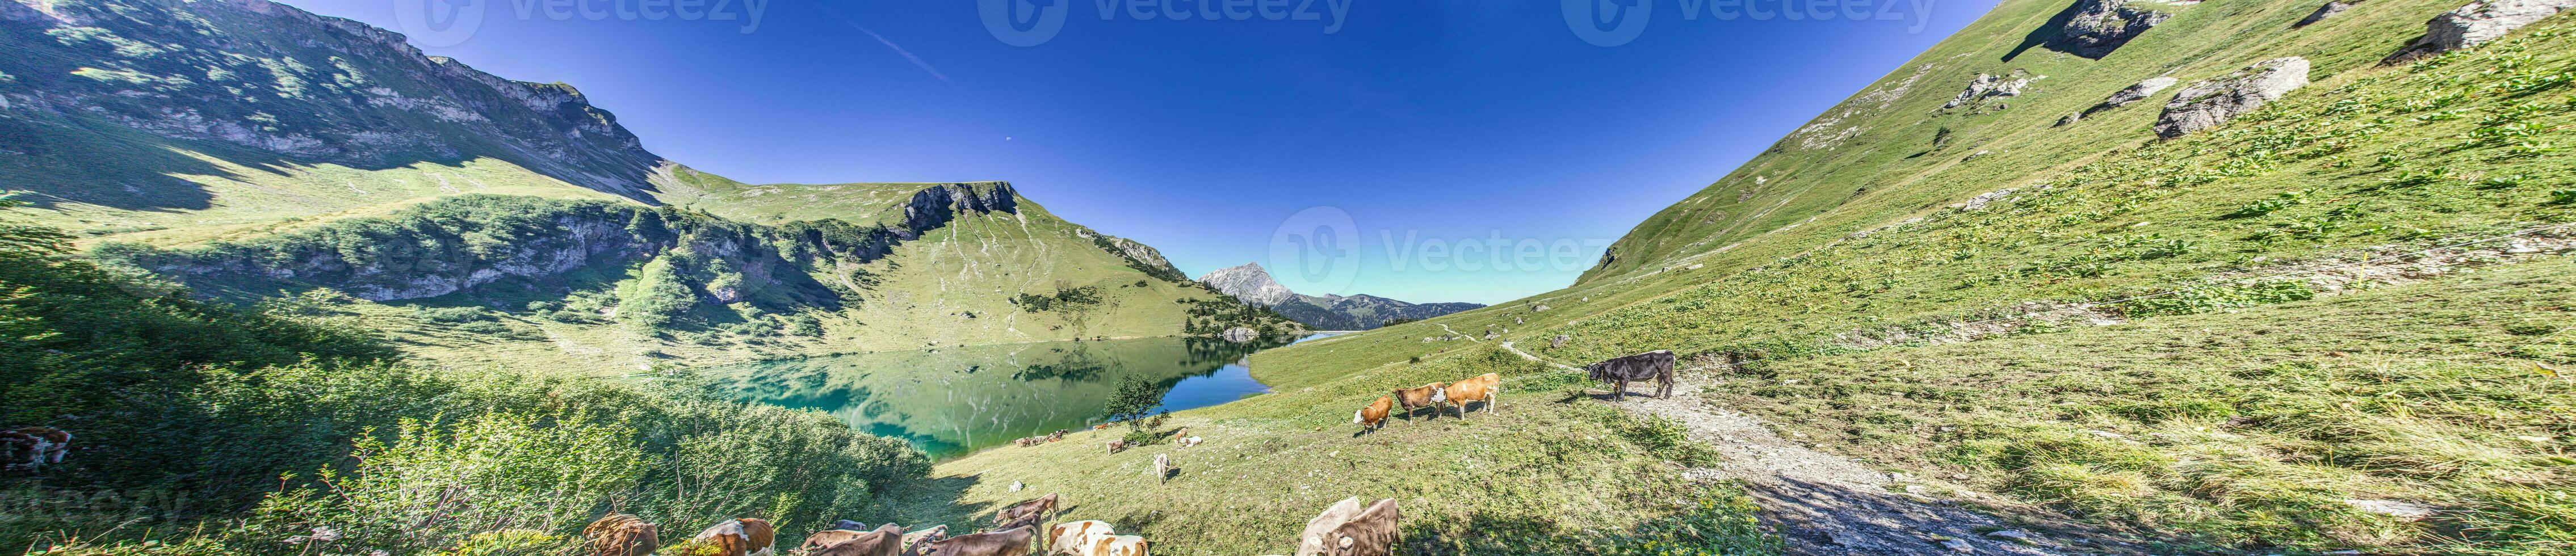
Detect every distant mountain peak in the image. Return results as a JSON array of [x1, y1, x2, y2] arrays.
[[1197, 263, 1296, 306]]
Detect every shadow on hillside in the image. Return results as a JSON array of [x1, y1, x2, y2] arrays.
[[0, 114, 661, 214], [2003, 0, 2087, 62], [871, 475, 983, 531]]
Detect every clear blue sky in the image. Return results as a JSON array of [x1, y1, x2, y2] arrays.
[[287, 0, 2000, 305]]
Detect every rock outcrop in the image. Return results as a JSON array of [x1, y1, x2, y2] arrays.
[[897, 183, 1019, 238], [2154, 57, 2309, 138], [2383, 0, 2576, 62], [2048, 0, 2174, 58], [1943, 73, 2037, 109], [2297, 0, 2362, 27], [2088, 77, 2179, 113]]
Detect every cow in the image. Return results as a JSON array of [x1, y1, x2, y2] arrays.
[[1106, 439, 1129, 454], [1175, 436, 1202, 448], [1083, 534, 1148, 556], [1045, 520, 1114, 555], [1391, 383, 1447, 420], [582, 514, 659, 556], [1093, 424, 1110, 432], [1352, 397, 1394, 433], [1047, 430, 1068, 442], [802, 524, 903, 556], [1293, 498, 1399, 556], [914, 526, 1036, 556], [1015, 437, 1041, 448], [1152, 453, 1173, 484], [1438, 373, 1500, 418], [993, 493, 1060, 526], [1584, 349, 1676, 401], [690, 518, 777, 556], [995, 512, 1044, 534], [903, 525, 952, 555], [1, 427, 70, 471]]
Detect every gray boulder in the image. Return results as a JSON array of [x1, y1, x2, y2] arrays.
[[2049, 0, 2174, 58], [2384, 0, 2576, 62], [2089, 76, 2179, 113], [2154, 57, 2309, 138], [2296, 0, 2361, 27], [1551, 335, 1570, 349], [1943, 73, 2036, 109]]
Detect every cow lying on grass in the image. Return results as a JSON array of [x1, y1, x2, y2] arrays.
[[1391, 383, 1446, 420], [1585, 349, 1676, 401], [1438, 373, 1500, 418], [582, 514, 658, 556], [1353, 397, 1394, 433], [914, 525, 1035, 556], [690, 517, 777, 556], [1263, 497, 1399, 556]]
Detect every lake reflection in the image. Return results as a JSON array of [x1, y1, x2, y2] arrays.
[[703, 335, 1309, 458]]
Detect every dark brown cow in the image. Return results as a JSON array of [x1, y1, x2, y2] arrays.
[[1293, 498, 1399, 556], [1, 427, 70, 472], [915, 526, 1036, 556], [1584, 349, 1675, 401], [992, 493, 1059, 525], [582, 513, 659, 556], [995, 511, 1044, 534], [1390, 383, 1447, 420], [804, 524, 904, 556]]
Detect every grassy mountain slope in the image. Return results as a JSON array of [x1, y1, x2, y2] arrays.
[[932, 0, 2576, 553]]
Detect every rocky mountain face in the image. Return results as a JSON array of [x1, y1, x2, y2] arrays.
[[1196, 263, 1298, 306], [0, 0, 667, 203], [1194, 262, 1482, 330]]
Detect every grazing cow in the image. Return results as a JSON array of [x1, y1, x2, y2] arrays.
[[995, 512, 1044, 534], [993, 493, 1060, 526], [1438, 373, 1500, 418], [1152, 453, 1172, 484], [1083, 535, 1148, 556], [1047, 430, 1068, 442], [1169, 427, 1189, 440], [1293, 498, 1399, 556], [914, 526, 1035, 556], [1093, 424, 1110, 432], [903, 525, 951, 556], [1045, 520, 1114, 555], [1352, 397, 1394, 433], [1584, 350, 1676, 401], [1, 427, 70, 471], [582, 514, 659, 556], [803, 524, 903, 556], [1106, 439, 1128, 454], [1391, 383, 1447, 420], [691, 518, 777, 556]]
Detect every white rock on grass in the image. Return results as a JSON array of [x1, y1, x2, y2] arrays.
[[2385, 0, 2576, 62], [2093, 76, 2179, 112], [2154, 57, 2309, 138]]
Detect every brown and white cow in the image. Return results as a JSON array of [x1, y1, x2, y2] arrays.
[[803, 524, 904, 556], [582, 513, 659, 556], [691, 517, 777, 556], [1, 427, 70, 472], [1082, 534, 1148, 556], [1043, 520, 1113, 555], [1437, 373, 1500, 418], [1352, 397, 1394, 433], [914, 525, 1036, 556], [1391, 383, 1446, 420], [1292, 498, 1399, 556], [993, 493, 1060, 526]]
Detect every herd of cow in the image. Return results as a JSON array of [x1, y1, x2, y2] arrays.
[[1348, 349, 1675, 431], [578, 491, 1402, 556]]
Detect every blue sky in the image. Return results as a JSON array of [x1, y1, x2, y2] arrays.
[[288, 0, 2000, 305]]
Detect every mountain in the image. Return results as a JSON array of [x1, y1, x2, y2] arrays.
[[0, 0, 1294, 369], [1222, 0, 2576, 553], [1193, 262, 1483, 329]]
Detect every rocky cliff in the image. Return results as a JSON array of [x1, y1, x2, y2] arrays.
[[1196, 263, 1299, 306]]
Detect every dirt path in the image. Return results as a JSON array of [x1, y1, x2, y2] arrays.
[[1497, 342, 2092, 555]]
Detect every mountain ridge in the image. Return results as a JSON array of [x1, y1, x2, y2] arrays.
[[1193, 261, 1483, 329]]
